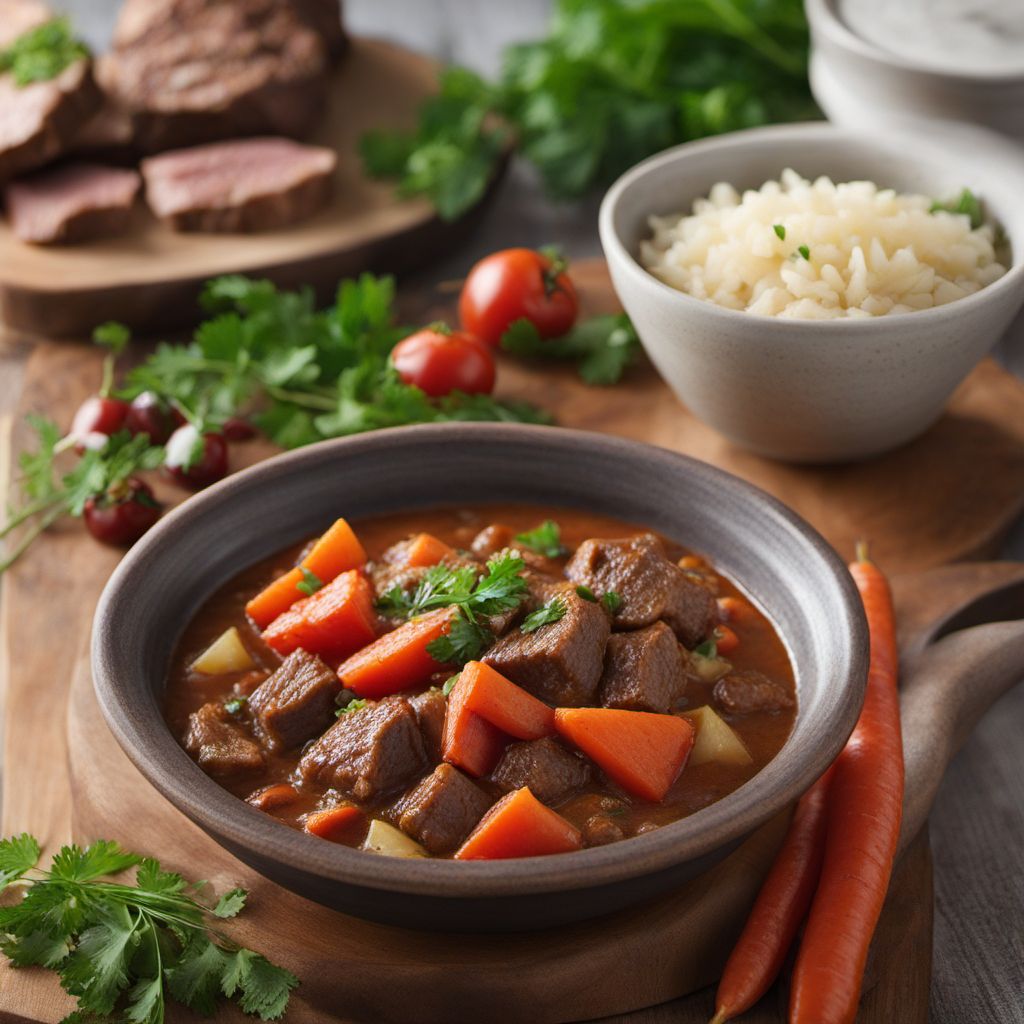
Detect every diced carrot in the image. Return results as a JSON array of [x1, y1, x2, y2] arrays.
[[715, 624, 740, 655], [455, 787, 582, 860], [338, 607, 455, 699], [459, 660, 554, 740], [717, 595, 752, 623], [302, 517, 367, 580], [263, 570, 378, 661], [246, 783, 300, 812], [678, 555, 705, 571], [403, 532, 456, 568], [245, 566, 307, 630], [554, 707, 694, 802], [304, 805, 364, 842], [443, 670, 508, 777]]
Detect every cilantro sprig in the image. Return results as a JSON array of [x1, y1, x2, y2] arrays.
[[930, 187, 984, 230], [0, 17, 89, 86], [0, 834, 297, 1023], [515, 519, 567, 559], [521, 597, 567, 633]]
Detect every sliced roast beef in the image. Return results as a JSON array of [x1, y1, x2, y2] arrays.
[[409, 688, 447, 761], [299, 696, 427, 801], [394, 763, 492, 854], [490, 736, 591, 806], [483, 581, 609, 706], [713, 670, 795, 716], [184, 701, 264, 776], [247, 649, 340, 752], [598, 621, 690, 714], [99, 0, 332, 153], [4, 162, 139, 244], [141, 137, 335, 233], [565, 533, 717, 647]]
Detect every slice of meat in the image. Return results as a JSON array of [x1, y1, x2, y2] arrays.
[[99, 0, 331, 153], [299, 696, 427, 801], [183, 701, 264, 776], [598, 621, 690, 713], [394, 763, 492, 855], [409, 687, 447, 761], [490, 736, 591, 806], [565, 533, 717, 647], [713, 670, 795, 715], [483, 581, 610, 706], [4, 162, 140, 244], [247, 649, 341, 752], [141, 136, 336, 233]]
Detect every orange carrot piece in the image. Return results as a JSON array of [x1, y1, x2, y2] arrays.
[[554, 707, 694, 802], [403, 532, 456, 568], [717, 595, 752, 623], [715, 624, 740, 655], [304, 805, 364, 842], [339, 607, 455, 698], [302, 517, 367, 580], [263, 570, 377, 661], [443, 670, 508, 777], [245, 566, 306, 630], [246, 783, 301, 812], [790, 546, 903, 1024], [454, 787, 582, 860], [460, 660, 555, 740], [711, 768, 834, 1024]]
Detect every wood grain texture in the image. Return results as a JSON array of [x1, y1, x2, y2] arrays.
[[0, 38, 504, 338]]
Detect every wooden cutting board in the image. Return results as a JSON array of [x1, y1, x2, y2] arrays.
[[0, 37, 503, 339], [3, 261, 1024, 1022]]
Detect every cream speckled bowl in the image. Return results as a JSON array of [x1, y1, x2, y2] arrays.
[[599, 123, 1024, 463]]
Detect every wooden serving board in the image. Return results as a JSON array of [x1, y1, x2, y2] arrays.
[[3, 261, 1024, 1022], [0, 37, 503, 339]]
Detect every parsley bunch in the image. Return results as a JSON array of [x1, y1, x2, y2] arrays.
[[0, 834, 297, 1023], [362, 0, 816, 220], [0, 17, 89, 86]]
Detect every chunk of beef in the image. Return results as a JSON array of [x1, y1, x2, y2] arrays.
[[409, 687, 447, 761], [4, 162, 140, 244], [583, 814, 625, 847], [483, 581, 609, 706], [98, 0, 331, 153], [490, 737, 591, 806], [141, 137, 335, 233], [247, 649, 340, 752], [598, 621, 690, 713], [184, 701, 264, 776], [471, 524, 559, 577], [565, 533, 716, 647], [299, 697, 426, 801], [394, 763, 492, 854], [713, 670, 794, 715], [293, 0, 347, 59]]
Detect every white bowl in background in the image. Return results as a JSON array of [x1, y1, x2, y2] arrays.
[[598, 122, 1024, 463]]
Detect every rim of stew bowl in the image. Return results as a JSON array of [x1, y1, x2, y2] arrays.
[[92, 423, 868, 929]]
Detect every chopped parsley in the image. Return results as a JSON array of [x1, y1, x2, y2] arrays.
[[336, 698, 368, 717], [442, 674, 461, 697], [602, 591, 622, 614], [773, 224, 786, 241], [575, 584, 597, 602], [224, 696, 247, 715], [515, 520, 567, 559], [0, 834, 297, 1022], [427, 615, 494, 666], [694, 639, 717, 658], [0, 17, 89, 86], [296, 567, 323, 597], [930, 187, 983, 230], [521, 597, 567, 634], [797, 245, 810, 260]]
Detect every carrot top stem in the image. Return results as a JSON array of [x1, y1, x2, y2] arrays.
[[855, 539, 871, 564]]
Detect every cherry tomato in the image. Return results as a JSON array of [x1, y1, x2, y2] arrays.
[[164, 425, 229, 490], [125, 391, 177, 444], [223, 416, 258, 441], [83, 479, 162, 547], [70, 395, 130, 444], [391, 328, 496, 398], [459, 247, 579, 347]]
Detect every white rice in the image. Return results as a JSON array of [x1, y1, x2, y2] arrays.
[[639, 169, 1008, 319]]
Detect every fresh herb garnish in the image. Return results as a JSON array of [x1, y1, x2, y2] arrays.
[[442, 674, 461, 697], [797, 245, 810, 260], [521, 597, 568, 634], [773, 224, 786, 241], [224, 696, 247, 715], [501, 314, 641, 386], [296, 567, 323, 597], [576, 584, 597, 602], [0, 17, 89, 86], [426, 614, 495, 666], [0, 834, 297, 1022], [694, 639, 717, 658], [336, 698, 368, 717], [930, 187, 984, 230], [515, 519, 567, 559], [602, 591, 622, 614]]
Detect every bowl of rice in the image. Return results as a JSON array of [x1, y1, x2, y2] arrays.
[[599, 122, 1024, 462]]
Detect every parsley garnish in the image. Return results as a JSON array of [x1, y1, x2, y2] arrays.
[[515, 519, 567, 558], [296, 567, 323, 597], [521, 597, 567, 634], [336, 698, 368, 717], [576, 585, 597, 602], [442, 674, 460, 696], [773, 224, 786, 241], [930, 187, 984, 230], [501, 314, 640, 386], [797, 245, 810, 260], [0, 834, 297, 1022], [224, 696, 247, 715], [694, 639, 717, 658], [602, 591, 622, 614], [0, 17, 89, 86], [427, 615, 494, 666]]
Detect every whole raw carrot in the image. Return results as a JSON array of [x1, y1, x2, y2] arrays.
[[789, 544, 904, 1024], [710, 767, 833, 1024]]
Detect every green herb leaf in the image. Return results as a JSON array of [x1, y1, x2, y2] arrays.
[[0, 834, 40, 890], [213, 888, 247, 919], [521, 597, 567, 634], [694, 639, 717, 658], [0, 17, 89, 86], [427, 615, 494, 666], [223, 697, 247, 716], [602, 591, 622, 614], [930, 187, 984, 230], [442, 674, 461, 696], [515, 519, 567, 558], [575, 585, 597, 602], [92, 322, 131, 357], [797, 245, 810, 260], [296, 567, 323, 597], [335, 698, 368, 717], [773, 224, 786, 240]]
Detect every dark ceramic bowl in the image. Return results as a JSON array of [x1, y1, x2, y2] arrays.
[[92, 424, 867, 931]]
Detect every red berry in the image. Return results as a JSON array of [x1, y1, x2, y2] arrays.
[[125, 391, 176, 444], [223, 416, 257, 441], [70, 396, 129, 444], [83, 479, 161, 547], [164, 425, 229, 490]]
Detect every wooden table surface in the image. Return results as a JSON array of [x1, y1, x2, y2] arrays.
[[3, 3, 1023, 1022]]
